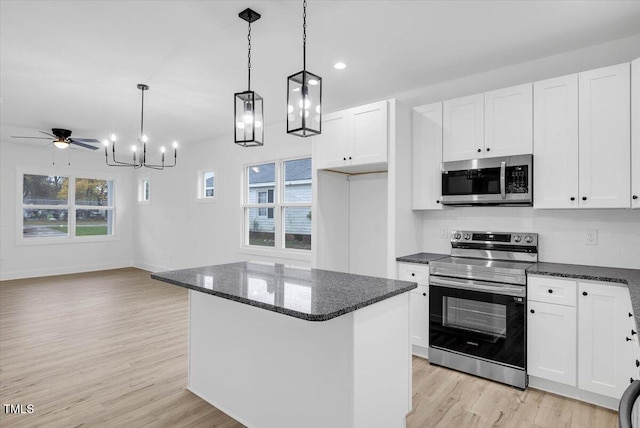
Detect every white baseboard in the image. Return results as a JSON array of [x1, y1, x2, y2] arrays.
[[412, 344, 429, 360], [132, 261, 170, 273], [0, 261, 132, 281], [528, 375, 619, 410]]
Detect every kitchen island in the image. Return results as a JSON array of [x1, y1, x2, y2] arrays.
[[151, 261, 417, 428]]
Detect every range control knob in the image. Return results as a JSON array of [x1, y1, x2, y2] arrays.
[[463, 233, 471, 240], [524, 235, 533, 244], [513, 235, 522, 243], [453, 232, 461, 240]]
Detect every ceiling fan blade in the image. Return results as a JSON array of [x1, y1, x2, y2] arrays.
[[38, 130, 56, 138], [70, 137, 101, 144], [70, 140, 100, 150], [11, 136, 51, 140]]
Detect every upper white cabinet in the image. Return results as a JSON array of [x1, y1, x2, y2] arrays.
[[533, 74, 580, 209], [632, 57, 640, 208], [578, 63, 631, 209], [314, 100, 388, 173], [443, 93, 484, 162], [443, 85, 533, 162], [534, 63, 631, 209], [484, 83, 533, 157], [412, 103, 443, 210]]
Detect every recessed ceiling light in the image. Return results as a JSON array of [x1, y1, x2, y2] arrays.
[[334, 62, 347, 70]]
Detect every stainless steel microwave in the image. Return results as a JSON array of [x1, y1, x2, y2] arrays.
[[441, 154, 533, 206]]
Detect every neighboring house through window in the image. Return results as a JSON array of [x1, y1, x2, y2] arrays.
[[243, 158, 311, 250]]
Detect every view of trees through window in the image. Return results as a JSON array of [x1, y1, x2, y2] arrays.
[[22, 174, 114, 239]]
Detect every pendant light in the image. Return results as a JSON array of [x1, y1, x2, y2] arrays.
[[104, 84, 178, 170], [287, 0, 321, 137], [235, 8, 264, 147]]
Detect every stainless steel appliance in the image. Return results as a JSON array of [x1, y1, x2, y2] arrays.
[[428, 230, 538, 389], [441, 154, 533, 206]]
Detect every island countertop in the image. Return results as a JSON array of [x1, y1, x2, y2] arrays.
[[151, 261, 417, 322]]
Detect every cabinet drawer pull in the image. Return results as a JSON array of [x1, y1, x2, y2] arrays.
[[530, 309, 535, 314], [422, 292, 427, 297], [343, 157, 346, 161], [582, 291, 588, 296], [633, 195, 638, 200], [570, 197, 575, 201], [547, 289, 553, 294], [477, 148, 481, 153], [636, 359, 639, 368], [582, 196, 587, 201], [411, 273, 415, 277], [627, 337, 632, 342], [436, 200, 440, 204], [348, 156, 352, 160], [632, 330, 637, 336], [486, 147, 490, 152]]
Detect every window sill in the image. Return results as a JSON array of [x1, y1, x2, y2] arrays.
[[17, 235, 119, 246], [238, 246, 312, 263]]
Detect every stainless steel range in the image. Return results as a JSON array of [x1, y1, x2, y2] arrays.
[[428, 230, 538, 389]]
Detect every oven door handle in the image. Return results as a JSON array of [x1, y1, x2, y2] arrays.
[[430, 276, 525, 297], [500, 160, 506, 199]]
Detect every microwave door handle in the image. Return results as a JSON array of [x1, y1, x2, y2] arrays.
[[500, 161, 506, 199]]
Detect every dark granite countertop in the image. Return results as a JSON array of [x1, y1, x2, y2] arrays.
[[396, 253, 448, 264], [527, 262, 640, 330], [151, 261, 417, 322]]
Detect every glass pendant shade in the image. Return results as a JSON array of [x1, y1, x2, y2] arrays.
[[287, 70, 321, 137], [234, 90, 263, 147]]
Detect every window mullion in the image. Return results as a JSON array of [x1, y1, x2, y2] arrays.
[[69, 177, 76, 238]]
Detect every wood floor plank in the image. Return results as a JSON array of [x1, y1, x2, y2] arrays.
[[0, 268, 619, 427]]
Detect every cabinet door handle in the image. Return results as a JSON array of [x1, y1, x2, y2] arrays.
[[570, 197, 575, 201], [436, 200, 440, 204], [633, 195, 638, 200], [627, 337, 632, 342], [348, 156, 352, 160], [632, 330, 637, 336], [548, 289, 553, 294], [582, 291, 588, 296], [477, 148, 481, 153], [411, 273, 415, 277], [582, 196, 587, 201], [632, 378, 636, 384], [486, 147, 490, 152], [530, 309, 535, 314], [631, 312, 634, 318], [422, 292, 427, 297], [636, 359, 639, 368], [343, 157, 346, 161]]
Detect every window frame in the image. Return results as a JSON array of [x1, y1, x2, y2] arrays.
[[241, 157, 312, 260], [196, 169, 217, 203], [17, 166, 118, 245]]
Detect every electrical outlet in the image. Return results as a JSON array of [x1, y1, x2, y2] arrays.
[[440, 227, 449, 239], [585, 229, 598, 246]]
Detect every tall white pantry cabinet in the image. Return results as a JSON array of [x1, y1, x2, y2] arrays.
[[534, 62, 631, 209], [632, 57, 640, 209]]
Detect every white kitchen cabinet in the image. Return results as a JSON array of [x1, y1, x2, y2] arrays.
[[527, 299, 577, 385], [632, 57, 640, 209], [578, 63, 631, 208], [412, 103, 443, 210], [534, 63, 631, 209], [443, 93, 484, 162], [578, 281, 638, 399], [533, 74, 580, 209], [314, 100, 388, 173], [398, 263, 430, 358], [484, 83, 533, 157]]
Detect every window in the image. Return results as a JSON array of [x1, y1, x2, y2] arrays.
[[243, 158, 311, 251], [21, 173, 115, 241], [138, 178, 150, 203], [197, 170, 216, 201]]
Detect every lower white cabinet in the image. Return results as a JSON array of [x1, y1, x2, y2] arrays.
[[528, 300, 577, 385], [528, 275, 639, 404], [398, 263, 430, 357]]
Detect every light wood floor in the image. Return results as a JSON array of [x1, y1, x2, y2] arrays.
[[0, 268, 618, 427]]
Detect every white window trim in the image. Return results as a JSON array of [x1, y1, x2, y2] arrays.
[[196, 169, 217, 203], [16, 166, 119, 245], [240, 157, 312, 262], [138, 177, 151, 205]]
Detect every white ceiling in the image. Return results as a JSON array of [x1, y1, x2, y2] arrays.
[[2, 1, 640, 148]]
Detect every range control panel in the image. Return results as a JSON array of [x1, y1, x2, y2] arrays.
[[451, 230, 538, 247]]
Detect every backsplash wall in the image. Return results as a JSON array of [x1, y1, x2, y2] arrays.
[[420, 207, 640, 269]]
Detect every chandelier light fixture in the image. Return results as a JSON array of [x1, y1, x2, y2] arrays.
[[235, 8, 264, 147], [104, 84, 178, 170], [287, 0, 322, 137]]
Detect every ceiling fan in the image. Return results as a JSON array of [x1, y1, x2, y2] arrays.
[[11, 128, 101, 150]]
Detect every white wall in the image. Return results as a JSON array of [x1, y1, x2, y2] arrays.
[[132, 122, 312, 273], [0, 142, 135, 280]]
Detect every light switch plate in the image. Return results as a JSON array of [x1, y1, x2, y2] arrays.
[[585, 229, 598, 245]]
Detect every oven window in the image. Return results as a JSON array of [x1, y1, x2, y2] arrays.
[[442, 296, 506, 342], [442, 168, 500, 195]]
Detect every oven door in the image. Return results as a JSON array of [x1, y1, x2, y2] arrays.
[[429, 276, 526, 369]]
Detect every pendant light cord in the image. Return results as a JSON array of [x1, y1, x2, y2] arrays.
[[140, 87, 145, 138], [302, 0, 307, 71], [247, 19, 252, 90]]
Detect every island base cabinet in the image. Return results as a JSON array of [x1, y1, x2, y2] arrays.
[[188, 290, 411, 428], [527, 300, 576, 385]]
